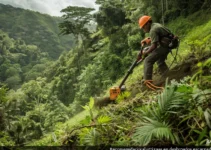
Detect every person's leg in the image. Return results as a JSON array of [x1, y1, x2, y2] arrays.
[[157, 51, 169, 75], [143, 47, 169, 90], [144, 51, 159, 80]]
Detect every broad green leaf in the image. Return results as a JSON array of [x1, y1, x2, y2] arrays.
[[80, 116, 92, 125], [176, 85, 193, 93]]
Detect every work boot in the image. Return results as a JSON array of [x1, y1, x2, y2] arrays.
[[143, 80, 164, 91], [140, 79, 150, 91]]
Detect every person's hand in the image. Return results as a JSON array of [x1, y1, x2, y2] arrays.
[[142, 47, 149, 56], [142, 50, 147, 56], [137, 50, 143, 61]]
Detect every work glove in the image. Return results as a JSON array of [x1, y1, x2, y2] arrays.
[[137, 46, 149, 61], [142, 47, 149, 56], [141, 37, 151, 47], [137, 50, 143, 61]]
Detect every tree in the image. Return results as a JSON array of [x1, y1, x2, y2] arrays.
[[21, 77, 49, 103], [5, 75, 21, 89], [0, 34, 13, 55], [59, 6, 94, 41], [94, 0, 128, 34], [0, 86, 7, 130]]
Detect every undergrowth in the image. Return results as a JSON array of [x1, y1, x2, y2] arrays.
[[57, 75, 211, 147]]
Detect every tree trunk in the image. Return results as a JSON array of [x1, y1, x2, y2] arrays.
[[166, 0, 168, 10], [161, 0, 165, 25]]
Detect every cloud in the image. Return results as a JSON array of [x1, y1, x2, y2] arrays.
[[0, 0, 99, 16]]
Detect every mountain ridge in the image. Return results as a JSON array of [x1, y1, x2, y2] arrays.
[[0, 3, 75, 59]]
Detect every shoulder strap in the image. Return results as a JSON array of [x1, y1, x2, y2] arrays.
[[160, 26, 175, 39], [162, 26, 172, 34]]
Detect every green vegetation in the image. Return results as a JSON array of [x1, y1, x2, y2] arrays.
[[0, 3, 75, 59], [0, 0, 211, 147]]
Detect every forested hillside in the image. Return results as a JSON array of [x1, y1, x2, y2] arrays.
[[0, 0, 211, 147], [0, 30, 51, 89], [0, 3, 77, 90], [0, 3, 75, 59]]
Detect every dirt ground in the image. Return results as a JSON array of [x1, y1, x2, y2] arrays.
[[153, 56, 198, 86], [153, 52, 211, 86]]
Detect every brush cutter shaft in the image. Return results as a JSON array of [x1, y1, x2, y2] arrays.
[[109, 47, 145, 101], [119, 58, 143, 88], [119, 47, 146, 88], [110, 60, 140, 101]]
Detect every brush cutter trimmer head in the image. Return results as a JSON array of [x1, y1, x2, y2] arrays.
[[109, 85, 126, 100], [109, 86, 121, 100]]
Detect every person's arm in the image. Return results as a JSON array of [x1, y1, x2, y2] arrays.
[[143, 42, 158, 55]]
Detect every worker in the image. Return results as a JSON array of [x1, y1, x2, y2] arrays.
[[138, 15, 171, 90]]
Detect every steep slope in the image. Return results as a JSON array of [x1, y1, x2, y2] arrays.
[[0, 1, 211, 146], [26, 11, 211, 146]]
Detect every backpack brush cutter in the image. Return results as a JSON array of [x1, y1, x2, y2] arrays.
[[94, 40, 150, 107], [109, 46, 149, 100]]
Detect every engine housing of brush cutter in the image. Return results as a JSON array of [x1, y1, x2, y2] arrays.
[[109, 85, 126, 100], [109, 57, 143, 101]]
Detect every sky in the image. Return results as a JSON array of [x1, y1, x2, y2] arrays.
[[0, 0, 99, 16]]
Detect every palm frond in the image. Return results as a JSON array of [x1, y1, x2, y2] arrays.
[[97, 115, 111, 124], [83, 128, 100, 146], [139, 81, 188, 122], [138, 102, 162, 121], [138, 105, 155, 118], [203, 58, 211, 67], [89, 97, 94, 109], [204, 108, 211, 129], [157, 81, 187, 115], [116, 91, 131, 104], [132, 119, 177, 146]]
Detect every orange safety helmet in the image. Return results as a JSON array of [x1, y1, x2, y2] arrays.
[[138, 15, 151, 28]]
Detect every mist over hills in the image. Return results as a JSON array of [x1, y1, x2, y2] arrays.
[[0, 3, 75, 59], [0, 0, 99, 16]]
